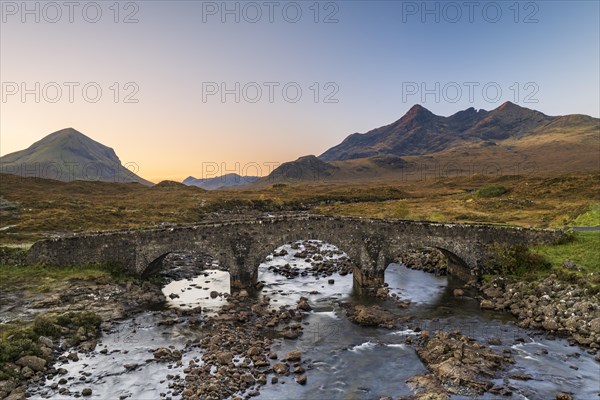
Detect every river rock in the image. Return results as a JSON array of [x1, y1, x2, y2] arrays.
[[285, 350, 301, 362], [216, 351, 233, 365], [542, 318, 560, 331], [81, 388, 92, 396], [273, 362, 289, 374], [556, 393, 574, 400], [480, 299, 494, 310], [414, 331, 512, 395], [295, 374, 307, 385], [153, 347, 182, 362], [0, 381, 17, 399], [15, 356, 46, 372], [38, 336, 53, 348], [345, 304, 396, 329], [296, 297, 312, 311]]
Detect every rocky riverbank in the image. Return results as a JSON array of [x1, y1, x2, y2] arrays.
[[478, 275, 600, 351], [0, 276, 166, 400], [176, 291, 312, 399]]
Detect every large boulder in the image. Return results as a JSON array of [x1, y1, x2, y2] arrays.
[[16, 355, 46, 372], [345, 305, 396, 328]]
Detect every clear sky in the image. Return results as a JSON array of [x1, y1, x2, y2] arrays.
[[1, 0, 599, 182]]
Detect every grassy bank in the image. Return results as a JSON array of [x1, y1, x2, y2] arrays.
[[0, 311, 101, 380], [2, 173, 599, 244], [483, 230, 600, 293]]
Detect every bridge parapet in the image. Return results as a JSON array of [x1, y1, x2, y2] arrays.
[[26, 215, 565, 290]]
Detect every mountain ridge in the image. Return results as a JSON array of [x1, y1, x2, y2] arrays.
[[0, 128, 152, 185], [318, 102, 584, 161]]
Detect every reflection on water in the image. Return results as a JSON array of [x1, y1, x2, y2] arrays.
[[385, 262, 447, 304]]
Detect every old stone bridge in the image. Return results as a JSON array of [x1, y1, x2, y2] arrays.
[[26, 214, 564, 289]]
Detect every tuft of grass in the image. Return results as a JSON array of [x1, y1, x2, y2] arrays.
[[570, 203, 600, 226]]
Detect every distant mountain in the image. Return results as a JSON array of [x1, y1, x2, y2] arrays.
[[183, 173, 259, 190], [319, 102, 593, 161], [255, 155, 339, 185], [248, 102, 598, 186], [0, 128, 152, 185]]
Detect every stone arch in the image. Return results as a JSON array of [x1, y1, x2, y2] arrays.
[[433, 247, 471, 281], [387, 238, 474, 281], [141, 252, 173, 279], [136, 240, 225, 279]]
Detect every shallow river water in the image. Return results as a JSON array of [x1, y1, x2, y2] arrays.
[[28, 241, 599, 399]]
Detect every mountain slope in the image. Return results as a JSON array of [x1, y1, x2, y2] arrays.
[[255, 155, 339, 185], [183, 173, 259, 190], [0, 128, 152, 185], [319, 102, 590, 161]]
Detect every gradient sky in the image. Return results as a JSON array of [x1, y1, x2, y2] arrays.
[[1, 0, 599, 182]]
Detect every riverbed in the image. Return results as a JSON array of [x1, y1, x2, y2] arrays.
[[23, 241, 599, 399]]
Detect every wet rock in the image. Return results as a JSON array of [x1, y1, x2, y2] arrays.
[[296, 297, 312, 311], [285, 350, 301, 362], [153, 347, 182, 362], [216, 351, 233, 365], [345, 304, 396, 329], [273, 362, 289, 375], [67, 352, 79, 362], [406, 373, 449, 399], [556, 393, 574, 400], [414, 331, 512, 395], [479, 300, 494, 310], [295, 373, 307, 385], [376, 287, 389, 298], [509, 373, 532, 381], [81, 388, 92, 396], [542, 318, 560, 331], [453, 288, 464, 297], [246, 347, 262, 357]]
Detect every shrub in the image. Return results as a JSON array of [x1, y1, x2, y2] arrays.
[[485, 243, 552, 276], [0, 325, 40, 364], [32, 315, 60, 338]]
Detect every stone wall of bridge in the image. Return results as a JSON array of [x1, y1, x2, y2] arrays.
[[26, 215, 565, 289]]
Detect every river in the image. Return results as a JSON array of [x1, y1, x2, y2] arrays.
[[28, 241, 599, 399]]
